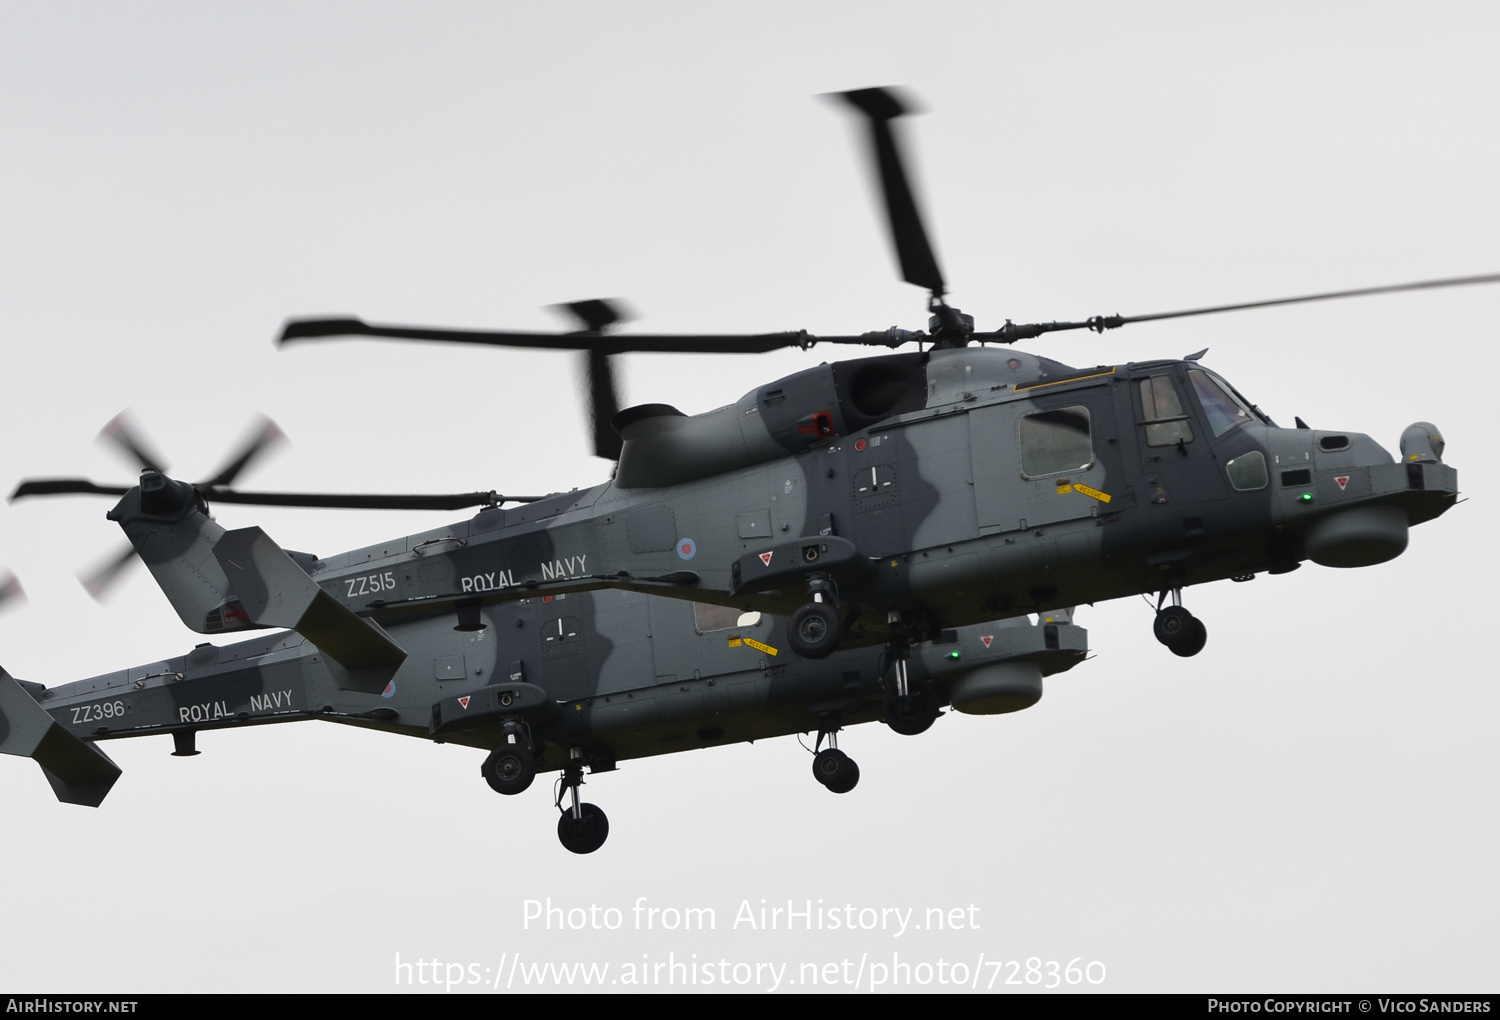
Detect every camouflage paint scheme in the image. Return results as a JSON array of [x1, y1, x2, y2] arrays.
[[0, 594, 1086, 806], [202, 346, 1448, 633], [114, 348, 1456, 638], [0, 342, 1454, 809]]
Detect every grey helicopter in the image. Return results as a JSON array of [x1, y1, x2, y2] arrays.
[[0, 410, 1087, 855], [1, 88, 1472, 854]]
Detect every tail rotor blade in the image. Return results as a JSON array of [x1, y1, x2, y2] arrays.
[[78, 545, 139, 602], [97, 411, 168, 474], [199, 416, 286, 489], [0, 571, 25, 612]]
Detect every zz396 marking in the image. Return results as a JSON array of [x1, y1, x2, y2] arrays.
[[71, 701, 126, 724], [345, 571, 397, 598]]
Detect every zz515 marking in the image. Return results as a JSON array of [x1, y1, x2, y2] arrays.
[[72, 701, 126, 724], [345, 571, 397, 599]]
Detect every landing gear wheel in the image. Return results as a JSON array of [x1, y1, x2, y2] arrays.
[[788, 602, 841, 659], [812, 748, 860, 794], [1153, 606, 1208, 657], [481, 745, 536, 795], [885, 682, 940, 736], [1172, 617, 1208, 657], [557, 803, 610, 854], [1153, 605, 1191, 644]]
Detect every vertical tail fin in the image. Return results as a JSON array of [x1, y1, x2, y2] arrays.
[[0, 668, 121, 807], [109, 481, 406, 693]]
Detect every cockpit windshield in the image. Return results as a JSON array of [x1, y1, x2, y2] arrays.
[[1188, 369, 1262, 437]]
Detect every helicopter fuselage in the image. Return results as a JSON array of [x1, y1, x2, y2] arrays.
[[11, 590, 1086, 792], [177, 345, 1452, 648]]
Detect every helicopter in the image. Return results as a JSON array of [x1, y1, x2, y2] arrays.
[[0, 536, 1087, 856], [0, 412, 1091, 858], [1, 87, 1470, 855]]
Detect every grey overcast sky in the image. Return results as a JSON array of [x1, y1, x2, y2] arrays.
[[1, 2, 1497, 993]]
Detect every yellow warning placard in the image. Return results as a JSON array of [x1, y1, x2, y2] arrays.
[[1055, 478, 1111, 502], [728, 636, 779, 656]]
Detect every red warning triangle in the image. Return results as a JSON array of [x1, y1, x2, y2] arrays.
[[980, 635, 993, 648], [1335, 475, 1350, 490], [758, 551, 773, 567], [457, 696, 471, 709]]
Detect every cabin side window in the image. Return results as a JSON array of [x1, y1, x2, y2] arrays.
[[692, 602, 742, 634], [1138, 375, 1194, 447], [1225, 450, 1269, 491], [1018, 406, 1094, 478]]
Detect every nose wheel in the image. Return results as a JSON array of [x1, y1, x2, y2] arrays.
[[1154, 591, 1208, 657]]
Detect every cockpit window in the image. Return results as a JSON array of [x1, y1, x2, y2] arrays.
[[1139, 375, 1194, 447], [1189, 369, 1256, 437]]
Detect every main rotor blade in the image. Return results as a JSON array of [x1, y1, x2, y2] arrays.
[[98, 411, 168, 473], [279, 317, 840, 354], [79, 545, 138, 602], [582, 350, 624, 461], [198, 487, 541, 511], [1113, 272, 1500, 328], [837, 87, 946, 299], [980, 272, 1500, 343], [554, 298, 631, 333], [11, 477, 541, 511], [9, 479, 132, 501], [198, 416, 286, 489], [547, 299, 631, 461]]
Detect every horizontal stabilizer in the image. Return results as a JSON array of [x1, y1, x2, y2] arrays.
[[212, 527, 406, 693], [0, 668, 121, 807]]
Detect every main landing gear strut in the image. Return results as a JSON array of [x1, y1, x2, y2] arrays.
[[1153, 588, 1208, 657], [883, 640, 940, 735], [482, 735, 611, 854]]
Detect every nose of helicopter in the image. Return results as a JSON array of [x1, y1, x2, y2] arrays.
[[1277, 420, 1457, 568]]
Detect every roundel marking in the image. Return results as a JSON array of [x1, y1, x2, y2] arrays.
[[381, 681, 397, 699], [677, 537, 697, 560]]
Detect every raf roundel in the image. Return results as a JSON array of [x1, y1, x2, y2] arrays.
[[677, 537, 697, 561], [381, 680, 396, 699]]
